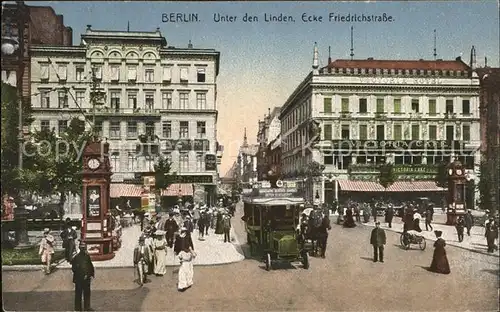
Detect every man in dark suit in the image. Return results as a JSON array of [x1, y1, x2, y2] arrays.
[[61, 218, 78, 262], [163, 213, 179, 248], [133, 236, 151, 283], [72, 241, 95, 311], [385, 204, 394, 228], [370, 221, 386, 263]]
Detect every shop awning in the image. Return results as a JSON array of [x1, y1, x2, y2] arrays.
[[110, 184, 144, 198], [338, 180, 446, 192], [161, 184, 193, 197]]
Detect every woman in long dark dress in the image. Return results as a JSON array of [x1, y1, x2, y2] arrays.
[[343, 207, 356, 228], [429, 230, 450, 274]]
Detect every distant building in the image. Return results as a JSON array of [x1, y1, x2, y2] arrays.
[[279, 43, 481, 205], [30, 26, 222, 206], [256, 107, 281, 181], [237, 128, 259, 184]]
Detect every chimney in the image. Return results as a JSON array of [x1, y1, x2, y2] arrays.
[[456, 56, 462, 61], [268, 108, 271, 117], [188, 40, 193, 49], [312, 42, 319, 74], [367, 57, 374, 60], [469, 45, 477, 70], [86, 24, 92, 32], [328, 46, 332, 64]]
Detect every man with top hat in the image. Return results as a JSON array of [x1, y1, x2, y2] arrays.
[[72, 241, 95, 311], [39, 228, 55, 274], [163, 212, 179, 248], [370, 221, 386, 262], [133, 235, 151, 283]]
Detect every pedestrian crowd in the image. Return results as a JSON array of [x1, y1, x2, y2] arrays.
[[132, 200, 236, 292]]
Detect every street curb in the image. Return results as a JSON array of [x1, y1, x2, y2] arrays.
[[1, 256, 246, 272], [359, 222, 500, 258]]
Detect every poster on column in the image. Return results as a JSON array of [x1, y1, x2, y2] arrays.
[[87, 186, 101, 218]]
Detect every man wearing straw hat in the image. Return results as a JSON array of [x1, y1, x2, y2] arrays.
[[39, 228, 55, 274]]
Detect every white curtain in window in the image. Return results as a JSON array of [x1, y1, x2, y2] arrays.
[[180, 67, 188, 81], [40, 65, 49, 79], [94, 66, 102, 79], [128, 67, 137, 80], [111, 66, 120, 80], [162, 66, 172, 81], [59, 65, 67, 80]]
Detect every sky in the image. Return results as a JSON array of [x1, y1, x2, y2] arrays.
[[26, 1, 500, 176]]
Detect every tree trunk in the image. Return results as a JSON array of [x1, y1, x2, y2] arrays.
[[59, 192, 66, 230]]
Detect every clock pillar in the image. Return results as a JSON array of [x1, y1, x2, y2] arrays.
[[446, 160, 467, 225], [81, 139, 115, 261]]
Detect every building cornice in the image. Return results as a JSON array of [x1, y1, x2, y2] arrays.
[[30, 45, 87, 54], [279, 72, 313, 119], [311, 84, 479, 95]]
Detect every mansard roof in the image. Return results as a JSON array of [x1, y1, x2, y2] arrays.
[[323, 58, 470, 71]]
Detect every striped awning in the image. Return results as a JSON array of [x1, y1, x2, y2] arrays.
[[110, 184, 145, 198], [338, 180, 446, 192], [161, 184, 193, 197]]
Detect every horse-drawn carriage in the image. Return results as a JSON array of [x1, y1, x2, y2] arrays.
[[297, 207, 331, 257], [242, 188, 310, 270], [400, 210, 426, 250]]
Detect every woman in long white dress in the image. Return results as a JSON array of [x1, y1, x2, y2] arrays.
[[153, 230, 167, 276], [178, 246, 196, 291]]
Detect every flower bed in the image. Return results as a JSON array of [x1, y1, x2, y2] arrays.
[[1, 246, 65, 265]]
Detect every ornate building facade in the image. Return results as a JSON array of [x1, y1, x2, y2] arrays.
[[280, 43, 481, 205], [29, 26, 222, 205], [256, 107, 281, 181]]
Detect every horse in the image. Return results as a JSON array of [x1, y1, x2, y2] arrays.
[[296, 209, 329, 256]]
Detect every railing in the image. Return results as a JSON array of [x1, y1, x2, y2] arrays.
[[88, 107, 162, 115]]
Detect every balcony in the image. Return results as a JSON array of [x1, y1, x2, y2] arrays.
[[164, 139, 210, 152], [87, 107, 161, 117]]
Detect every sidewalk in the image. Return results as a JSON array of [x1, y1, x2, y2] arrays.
[[361, 214, 499, 257], [2, 224, 244, 271]]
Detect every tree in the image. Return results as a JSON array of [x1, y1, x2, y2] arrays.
[[153, 155, 176, 210], [305, 161, 325, 178], [378, 163, 396, 221], [477, 156, 495, 212], [435, 160, 449, 209], [27, 117, 93, 221], [1, 82, 33, 200]]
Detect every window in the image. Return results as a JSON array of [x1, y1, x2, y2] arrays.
[[323, 97, 332, 113], [180, 67, 189, 81], [197, 68, 206, 82], [462, 99, 470, 115], [324, 155, 334, 165], [92, 65, 102, 80], [145, 93, 154, 111], [40, 91, 50, 108], [40, 120, 50, 132], [446, 125, 454, 141], [58, 64, 67, 81], [110, 121, 121, 139], [162, 66, 172, 82], [40, 64, 49, 80], [196, 153, 204, 171], [341, 98, 349, 113], [411, 124, 420, 140], [127, 153, 137, 171], [127, 66, 137, 81], [197, 121, 206, 138], [196, 93, 206, 109], [145, 122, 155, 136], [428, 99, 436, 115], [75, 91, 85, 107], [359, 125, 367, 140], [128, 93, 137, 109], [179, 121, 189, 138], [75, 67, 84, 81], [94, 121, 103, 137], [341, 125, 350, 139], [179, 153, 189, 171], [162, 92, 172, 109], [428, 125, 437, 140], [162, 121, 172, 138], [145, 68, 154, 82], [393, 124, 402, 140], [411, 99, 419, 113], [110, 91, 120, 112], [58, 91, 68, 108], [376, 125, 385, 141], [446, 99, 454, 114], [180, 93, 189, 109], [324, 124, 332, 140], [110, 65, 120, 81], [376, 98, 384, 113], [393, 98, 401, 113], [111, 152, 120, 172], [359, 98, 367, 113], [58, 120, 68, 135], [462, 124, 470, 141], [127, 121, 137, 138], [163, 152, 172, 162]]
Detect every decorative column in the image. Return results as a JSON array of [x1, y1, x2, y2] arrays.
[[334, 180, 339, 201], [320, 176, 325, 204], [14, 207, 31, 250]]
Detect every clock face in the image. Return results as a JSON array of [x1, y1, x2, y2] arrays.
[[88, 158, 100, 170], [456, 169, 463, 176], [448, 169, 453, 175]]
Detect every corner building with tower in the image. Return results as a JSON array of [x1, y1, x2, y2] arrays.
[[29, 26, 223, 209], [279, 43, 481, 207]]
